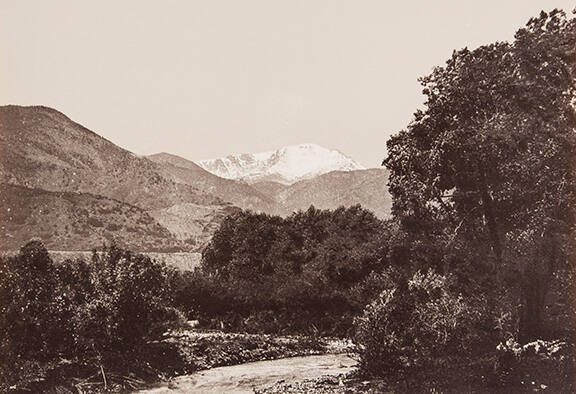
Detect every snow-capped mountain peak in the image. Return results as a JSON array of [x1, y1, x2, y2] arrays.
[[197, 143, 365, 184]]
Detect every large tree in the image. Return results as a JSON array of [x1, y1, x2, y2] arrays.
[[384, 9, 576, 342]]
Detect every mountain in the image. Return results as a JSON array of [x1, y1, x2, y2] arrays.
[[196, 143, 391, 218], [0, 105, 392, 252], [0, 184, 186, 251], [254, 168, 392, 218], [0, 105, 235, 250], [148, 152, 281, 214], [197, 143, 365, 184], [0, 105, 222, 210], [151, 150, 392, 218]]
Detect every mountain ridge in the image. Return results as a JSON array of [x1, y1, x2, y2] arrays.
[[0, 105, 224, 210], [0, 105, 235, 251], [148, 152, 282, 214], [197, 143, 366, 184]]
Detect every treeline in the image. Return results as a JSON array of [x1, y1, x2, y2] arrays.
[[175, 205, 392, 335]]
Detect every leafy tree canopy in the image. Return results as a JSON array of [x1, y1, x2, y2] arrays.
[[384, 9, 576, 341]]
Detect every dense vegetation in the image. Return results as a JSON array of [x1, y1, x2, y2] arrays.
[[0, 241, 181, 391], [175, 205, 392, 336], [352, 9, 576, 390]]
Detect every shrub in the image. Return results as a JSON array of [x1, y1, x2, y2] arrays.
[[0, 241, 60, 386], [0, 242, 183, 389], [64, 245, 181, 355], [354, 270, 481, 376], [87, 217, 104, 227], [106, 223, 122, 231], [492, 338, 575, 390]]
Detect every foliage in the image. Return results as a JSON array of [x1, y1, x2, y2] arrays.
[[178, 205, 391, 336], [59, 245, 181, 355], [384, 9, 576, 342], [354, 270, 482, 376], [0, 240, 60, 385], [493, 338, 575, 390], [0, 241, 181, 390]]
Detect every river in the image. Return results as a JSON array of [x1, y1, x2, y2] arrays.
[[138, 353, 356, 393]]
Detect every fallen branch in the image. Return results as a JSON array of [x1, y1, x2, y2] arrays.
[[100, 365, 107, 390]]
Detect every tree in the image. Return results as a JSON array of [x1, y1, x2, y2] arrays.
[[384, 10, 576, 342], [0, 241, 58, 359], [0, 240, 61, 386], [67, 245, 180, 355], [195, 206, 392, 335]]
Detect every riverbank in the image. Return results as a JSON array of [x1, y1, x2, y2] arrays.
[[257, 349, 576, 393], [20, 329, 354, 393], [155, 329, 355, 373]]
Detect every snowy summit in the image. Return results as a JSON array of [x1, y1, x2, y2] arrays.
[[197, 143, 365, 184]]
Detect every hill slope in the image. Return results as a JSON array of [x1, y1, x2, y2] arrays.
[[0, 105, 236, 250], [0, 184, 188, 251], [262, 168, 392, 218], [0, 105, 223, 210], [149, 152, 282, 214]]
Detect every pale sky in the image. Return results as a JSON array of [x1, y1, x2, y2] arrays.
[[1, 1, 574, 167]]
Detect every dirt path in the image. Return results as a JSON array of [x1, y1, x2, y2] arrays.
[[138, 353, 356, 393]]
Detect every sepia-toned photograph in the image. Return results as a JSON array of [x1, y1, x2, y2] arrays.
[[0, 1, 575, 392]]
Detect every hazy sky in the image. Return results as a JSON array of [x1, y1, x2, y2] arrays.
[[1, 1, 574, 167]]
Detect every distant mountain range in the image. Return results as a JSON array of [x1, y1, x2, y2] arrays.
[[0, 105, 391, 252], [198, 143, 365, 184]]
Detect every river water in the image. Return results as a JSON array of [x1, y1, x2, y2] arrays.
[[138, 353, 356, 393]]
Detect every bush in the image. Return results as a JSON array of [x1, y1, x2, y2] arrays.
[[354, 270, 481, 376], [492, 338, 575, 390], [0, 241, 182, 389], [61, 245, 182, 355], [87, 217, 104, 227], [0, 240, 60, 385]]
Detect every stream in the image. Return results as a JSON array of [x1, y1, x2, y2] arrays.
[[138, 353, 356, 393]]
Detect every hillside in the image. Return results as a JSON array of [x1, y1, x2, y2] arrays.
[[270, 168, 392, 218], [0, 184, 187, 251], [0, 105, 223, 210], [198, 143, 365, 184], [149, 152, 282, 214], [250, 181, 289, 199], [0, 105, 237, 250]]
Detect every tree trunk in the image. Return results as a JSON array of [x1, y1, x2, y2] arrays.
[[518, 235, 556, 344], [477, 168, 503, 268], [518, 275, 548, 343]]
